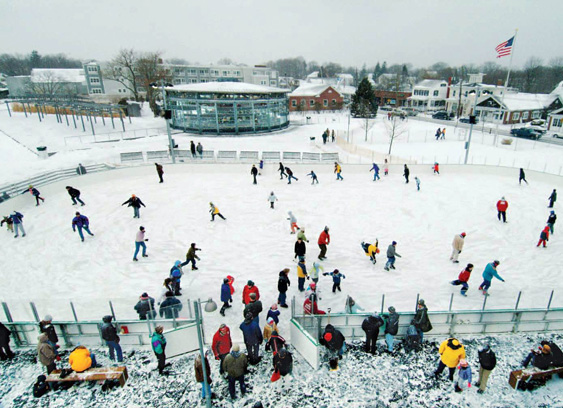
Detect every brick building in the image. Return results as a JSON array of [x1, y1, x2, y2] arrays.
[[289, 84, 344, 112], [374, 90, 412, 107]]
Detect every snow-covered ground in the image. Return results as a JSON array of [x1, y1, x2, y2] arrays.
[[1, 333, 562, 408]]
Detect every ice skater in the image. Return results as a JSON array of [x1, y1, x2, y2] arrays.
[[519, 168, 528, 185], [286, 167, 298, 184], [478, 260, 504, 296], [403, 165, 410, 183], [537, 225, 550, 247], [415, 176, 420, 191], [318, 226, 330, 260], [435, 128, 441, 140], [251, 165, 258, 184], [548, 189, 557, 208], [384, 241, 401, 271], [210, 202, 226, 221], [267, 191, 278, 209], [450, 232, 466, 263], [287, 211, 299, 234], [384, 159, 389, 176], [334, 162, 343, 181], [450, 263, 473, 296], [72, 212, 94, 242], [547, 211, 556, 234], [370, 163, 380, 181], [155, 163, 164, 183], [259, 160, 263, 175], [323, 269, 346, 293], [433, 162, 440, 174], [122, 194, 146, 218], [133, 226, 148, 261], [496, 197, 508, 223], [182, 243, 201, 270], [307, 170, 319, 184], [66, 186, 85, 206], [23, 185, 45, 206], [10, 211, 25, 238], [361, 240, 379, 264], [278, 162, 287, 179]]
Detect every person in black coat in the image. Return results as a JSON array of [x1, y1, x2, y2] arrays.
[[475, 345, 496, 394], [190, 141, 196, 157], [101, 315, 123, 362], [0, 322, 14, 360], [273, 348, 293, 376], [277, 269, 290, 308], [39, 315, 59, 357], [362, 313, 384, 354], [403, 164, 410, 183], [66, 186, 85, 206], [278, 162, 287, 179], [122, 194, 145, 218], [412, 299, 431, 342], [243, 294, 263, 325], [384, 306, 399, 353], [541, 340, 563, 367], [519, 168, 528, 185], [265, 331, 286, 354], [522, 343, 553, 370], [159, 292, 183, 319], [294, 238, 306, 259], [134, 293, 156, 320], [319, 324, 346, 359], [251, 165, 258, 184]]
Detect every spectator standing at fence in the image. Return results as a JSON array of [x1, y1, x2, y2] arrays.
[[190, 141, 196, 157], [307, 170, 319, 184], [155, 163, 164, 183], [212, 324, 232, 374], [240, 313, 263, 365], [66, 186, 85, 206], [537, 225, 550, 247], [76, 163, 87, 175], [133, 226, 148, 261], [519, 168, 528, 185], [384, 306, 399, 353], [151, 326, 168, 375], [362, 312, 384, 354], [134, 292, 156, 320], [384, 241, 401, 271], [170, 260, 183, 296], [434, 337, 466, 381], [286, 167, 298, 184], [403, 165, 410, 183], [277, 269, 290, 308], [475, 345, 496, 394], [384, 158, 389, 176], [222, 344, 247, 399], [318, 226, 330, 260], [304, 293, 326, 315], [1, 215, 13, 233], [37, 333, 55, 373], [547, 211, 557, 234], [287, 211, 299, 234], [101, 315, 123, 363], [278, 162, 287, 179], [39, 315, 59, 358], [209, 202, 226, 221], [450, 263, 473, 296], [72, 212, 94, 242], [22, 185, 45, 206], [345, 296, 365, 313], [320, 324, 346, 359], [195, 349, 213, 400], [496, 197, 508, 223], [450, 232, 466, 263], [412, 299, 431, 342], [220, 278, 233, 316], [0, 322, 14, 361], [242, 280, 260, 305], [122, 194, 145, 218], [323, 269, 346, 293], [334, 162, 344, 181], [251, 165, 258, 184], [478, 260, 504, 296], [548, 189, 557, 208], [370, 163, 380, 181], [267, 191, 278, 209], [196, 142, 203, 158], [159, 291, 183, 319]]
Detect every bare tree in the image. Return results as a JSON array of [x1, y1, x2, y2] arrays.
[[27, 71, 76, 97], [105, 49, 141, 101], [358, 101, 376, 142], [385, 116, 408, 155], [136, 52, 171, 115]]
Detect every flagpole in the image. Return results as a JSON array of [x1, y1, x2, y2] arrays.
[[495, 29, 518, 141]]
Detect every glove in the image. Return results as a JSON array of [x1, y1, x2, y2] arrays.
[[306, 276, 310, 280], [458, 250, 461, 254], [215, 356, 220, 361], [145, 239, 149, 242]]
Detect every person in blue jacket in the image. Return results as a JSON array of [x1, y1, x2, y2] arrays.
[[170, 261, 183, 296], [239, 313, 263, 365], [370, 163, 380, 181], [266, 304, 280, 324], [22, 185, 45, 206], [72, 212, 94, 242], [220, 278, 232, 316], [323, 269, 346, 293], [478, 260, 505, 296], [307, 170, 319, 184], [10, 211, 25, 238]]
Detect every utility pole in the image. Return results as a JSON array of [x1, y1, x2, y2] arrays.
[[464, 86, 480, 164], [159, 80, 176, 164]]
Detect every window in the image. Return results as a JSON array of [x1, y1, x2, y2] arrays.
[[291, 100, 297, 107], [310, 100, 315, 107], [174, 69, 184, 76], [270, 80, 276, 86], [553, 118, 562, 128], [200, 79, 208, 83], [211, 70, 219, 77], [512, 112, 520, 120], [453, 90, 456, 97], [90, 88, 102, 94], [440, 83, 446, 87], [323, 99, 328, 107], [189, 69, 197, 75], [173, 79, 182, 85], [260, 80, 267, 85], [200, 69, 207, 74], [222, 71, 229, 76], [532, 111, 541, 119], [433, 90, 439, 96], [87, 66, 98, 72], [332, 99, 336, 106], [522, 111, 529, 120], [234, 71, 241, 76], [90, 77, 100, 84]]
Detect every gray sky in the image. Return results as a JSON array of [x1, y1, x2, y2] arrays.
[[1, 0, 562, 69]]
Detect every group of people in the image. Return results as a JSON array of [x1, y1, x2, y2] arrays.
[[321, 128, 336, 144]]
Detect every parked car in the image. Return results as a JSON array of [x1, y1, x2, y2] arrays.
[[551, 133, 563, 139], [391, 108, 407, 118], [403, 107, 418, 116], [432, 111, 451, 120], [510, 127, 544, 140], [379, 105, 393, 111], [459, 117, 479, 124]]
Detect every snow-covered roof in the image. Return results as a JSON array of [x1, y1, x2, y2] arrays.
[[31, 69, 85, 83], [478, 92, 560, 111], [165, 82, 287, 94], [289, 83, 341, 97], [551, 81, 563, 99], [335, 85, 356, 96], [414, 79, 447, 88]]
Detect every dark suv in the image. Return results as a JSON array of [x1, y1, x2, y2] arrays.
[[510, 128, 543, 140], [432, 111, 450, 120]]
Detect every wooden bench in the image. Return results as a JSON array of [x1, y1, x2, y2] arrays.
[[509, 366, 563, 390], [46, 366, 129, 387]]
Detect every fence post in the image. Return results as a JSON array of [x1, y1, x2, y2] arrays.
[[70, 301, 83, 335], [187, 299, 193, 319], [2, 302, 13, 322], [30, 302, 40, 322], [415, 293, 419, 311], [380, 294, 385, 314], [514, 291, 522, 310], [109, 301, 116, 321], [547, 290, 554, 310]]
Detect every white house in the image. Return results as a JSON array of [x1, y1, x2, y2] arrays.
[[407, 79, 448, 111], [547, 107, 563, 134]]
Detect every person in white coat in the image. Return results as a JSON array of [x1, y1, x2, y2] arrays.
[[450, 232, 466, 263]]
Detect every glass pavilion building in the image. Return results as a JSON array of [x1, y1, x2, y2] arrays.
[[165, 82, 289, 134]]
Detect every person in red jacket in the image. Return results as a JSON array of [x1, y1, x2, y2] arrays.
[[450, 263, 473, 296], [303, 293, 326, 315], [537, 225, 550, 247], [318, 226, 330, 260], [212, 324, 232, 375], [496, 197, 508, 223], [242, 281, 260, 305]]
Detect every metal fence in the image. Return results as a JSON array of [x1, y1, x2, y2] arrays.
[[64, 127, 170, 146]]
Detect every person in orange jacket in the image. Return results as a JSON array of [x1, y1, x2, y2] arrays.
[[496, 197, 508, 223], [537, 225, 550, 247], [242, 281, 260, 305], [69, 346, 98, 372], [318, 226, 330, 260]]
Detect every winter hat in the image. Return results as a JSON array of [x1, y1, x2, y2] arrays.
[[219, 324, 227, 333], [247, 280, 254, 287], [551, 210, 555, 214], [461, 232, 466, 237], [139, 226, 145, 231], [309, 282, 316, 290], [501, 196, 505, 200], [451, 339, 460, 347], [459, 359, 468, 367], [232, 344, 240, 352], [165, 291, 174, 297], [141, 293, 149, 299], [191, 243, 196, 248], [271, 304, 278, 310], [392, 241, 397, 245], [43, 315, 53, 322], [267, 317, 274, 326], [249, 293, 257, 300], [388, 306, 396, 313], [493, 260, 500, 266], [467, 263, 474, 269], [75, 212, 80, 216], [313, 262, 319, 269], [542, 344, 551, 354], [333, 269, 339, 274], [418, 299, 425, 306], [288, 211, 292, 215], [224, 278, 230, 284], [174, 260, 181, 267], [209, 202, 213, 206], [102, 315, 113, 323], [324, 226, 329, 232]]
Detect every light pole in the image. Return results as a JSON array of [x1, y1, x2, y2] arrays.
[[195, 298, 217, 408], [156, 81, 176, 164], [464, 86, 480, 165]]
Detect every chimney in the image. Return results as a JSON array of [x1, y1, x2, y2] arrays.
[[446, 77, 452, 99]]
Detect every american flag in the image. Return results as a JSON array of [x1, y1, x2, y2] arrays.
[[495, 36, 514, 58]]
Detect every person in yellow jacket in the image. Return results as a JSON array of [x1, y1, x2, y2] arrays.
[[263, 317, 278, 342], [334, 162, 343, 181], [69, 345, 98, 373], [434, 338, 465, 381], [361, 240, 380, 264], [209, 202, 226, 221], [297, 257, 309, 292]]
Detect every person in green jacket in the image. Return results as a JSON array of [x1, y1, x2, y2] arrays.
[[151, 326, 167, 375], [297, 228, 309, 242]]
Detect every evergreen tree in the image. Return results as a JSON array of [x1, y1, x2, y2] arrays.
[[374, 62, 381, 79], [29, 50, 41, 69], [381, 61, 387, 74], [350, 78, 378, 118]]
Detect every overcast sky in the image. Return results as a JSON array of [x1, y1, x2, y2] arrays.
[[1, 0, 562, 69]]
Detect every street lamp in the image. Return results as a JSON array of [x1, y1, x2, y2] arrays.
[[195, 298, 217, 408], [464, 86, 480, 165], [151, 81, 176, 164]]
